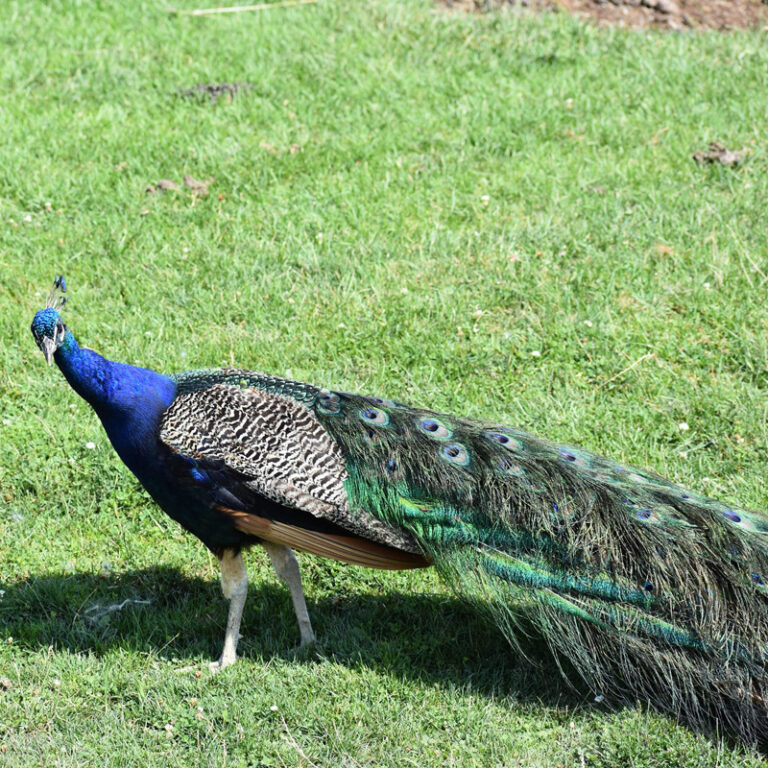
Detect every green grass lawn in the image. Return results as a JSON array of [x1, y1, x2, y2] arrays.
[[2, 0, 768, 764]]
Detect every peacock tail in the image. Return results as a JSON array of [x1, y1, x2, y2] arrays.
[[164, 369, 768, 745]]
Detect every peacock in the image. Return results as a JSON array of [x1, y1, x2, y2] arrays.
[[31, 277, 768, 747]]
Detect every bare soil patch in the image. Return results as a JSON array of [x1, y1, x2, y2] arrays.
[[444, 0, 768, 30]]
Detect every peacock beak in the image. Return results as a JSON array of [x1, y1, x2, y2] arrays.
[[41, 336, 56, 366]]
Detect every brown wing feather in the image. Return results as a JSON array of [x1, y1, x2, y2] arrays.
[[160, 383, 421, 554], [217, 506, 430, 570]]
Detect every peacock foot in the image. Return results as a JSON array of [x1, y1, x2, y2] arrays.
[[209, 653, 237, 673], [291, 638, 320, 660]]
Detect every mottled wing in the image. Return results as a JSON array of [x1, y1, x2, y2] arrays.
[[159, 376, 422, 559], [162, 383, 347, 516]]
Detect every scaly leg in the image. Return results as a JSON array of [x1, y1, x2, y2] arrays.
[[263, 542, 315, 647], [210, 548, 248, 672]]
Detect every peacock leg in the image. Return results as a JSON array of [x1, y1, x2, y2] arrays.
[[263, 542, 316, 647], [210, 548, 248, 672]]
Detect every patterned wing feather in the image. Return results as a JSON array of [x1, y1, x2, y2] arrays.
[[162, 371, 419, 553]]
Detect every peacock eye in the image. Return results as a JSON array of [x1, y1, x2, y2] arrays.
[[56, 322, 65, 342], [497, 457, 525, 476], [556, 447, 591, 468], [485, 431, 524, 452], [368, 397, 398, 408], [416, 417, 452, 440], [440, 443, 470, 466], [317, 390, 341, 414], [358, 407, 390, 426]]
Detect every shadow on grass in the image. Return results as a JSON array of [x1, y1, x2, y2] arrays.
[[0, 566, 587, 710]]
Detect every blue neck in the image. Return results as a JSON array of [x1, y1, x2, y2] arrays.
[[54, 331, 177, 472]]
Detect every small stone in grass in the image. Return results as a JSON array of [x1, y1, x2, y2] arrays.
[[178, 82, 253, 105], [146, 179, 180, 195], [183, 175, 214, 196], [693, 142, 742, 168], [156, 179, 180, 192]]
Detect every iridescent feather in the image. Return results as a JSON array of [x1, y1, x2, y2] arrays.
[[306, 388, 768, 745]]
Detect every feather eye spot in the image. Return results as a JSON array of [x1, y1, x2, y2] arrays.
[[368, 396, 397, 407], [643, 581, 654, 592], [317, 390, 341, 413], [497, 457, 525, 476], [722, 510, 742, 524], [626, 471, 663, 486], [441, 443, 470, 466], [359, 407, 390, 426], [417, 417, 452, 440], [590, 471, 623, 485], [635, 509, 653, 521], [385, 458, 398, 473], [556, 448, 591, 469], [485, 431, 524, 452], [752, 573, 765, 585]]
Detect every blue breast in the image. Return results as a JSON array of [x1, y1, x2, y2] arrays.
[[51, 331, 284, 551]]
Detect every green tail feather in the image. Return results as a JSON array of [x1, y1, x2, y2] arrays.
[[314, 390, 768, 746]]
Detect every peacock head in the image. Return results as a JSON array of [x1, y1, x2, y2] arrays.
[[31, 276, 68, 365]]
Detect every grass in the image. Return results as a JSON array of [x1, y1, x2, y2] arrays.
[[1, 0, 768, 764]]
